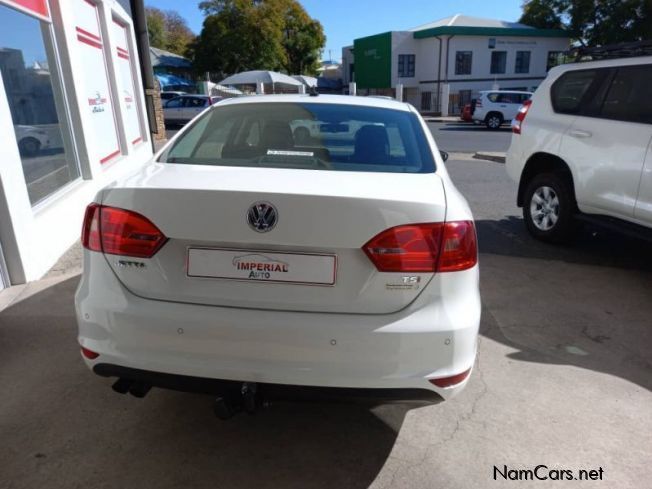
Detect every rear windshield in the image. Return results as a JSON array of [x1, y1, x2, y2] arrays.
[[158, 102, 435, 173]]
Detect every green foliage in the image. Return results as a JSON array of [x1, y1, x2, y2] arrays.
[[145, 7, 195, 56], [519, 0, 652, 46], [192, 0, 326, 77]]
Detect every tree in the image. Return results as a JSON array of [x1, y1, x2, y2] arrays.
[[519, 0, 652, 46], [193, 0, 325, 76], [145, 7, 195, 56]]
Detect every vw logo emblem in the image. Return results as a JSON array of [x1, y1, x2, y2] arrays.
[[247, 202, 278, 233]]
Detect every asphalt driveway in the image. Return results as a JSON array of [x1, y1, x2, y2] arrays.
[[0, 156, 650, 488]]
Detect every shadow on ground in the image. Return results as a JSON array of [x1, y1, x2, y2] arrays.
[[0, 276, 409, 489], [437, 122, 512, 132], [476, 216, 652, 393]]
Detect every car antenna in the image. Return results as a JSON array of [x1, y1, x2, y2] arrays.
[[308, 86, 319, 97]]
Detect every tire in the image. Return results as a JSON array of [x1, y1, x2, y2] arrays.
[[485, 113, 503, 130], [19, 137, 41, 157], [523, 172, 576, 243]]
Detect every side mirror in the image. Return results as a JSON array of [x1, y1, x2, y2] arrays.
[[440, 150, 449, 162]]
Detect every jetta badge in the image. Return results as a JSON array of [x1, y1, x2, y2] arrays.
[[247, 201, 278, 233]]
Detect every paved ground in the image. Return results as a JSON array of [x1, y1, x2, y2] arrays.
[[427, 121, 513, 153], [1, 146, 651, 487]]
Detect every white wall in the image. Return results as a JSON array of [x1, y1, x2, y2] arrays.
[[0, 0, 153, 283]]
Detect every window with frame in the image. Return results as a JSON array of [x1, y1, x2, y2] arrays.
[[490, 51, 507, 74], [455, 51, 472, 75], [551, 69, 599, 114], [599, 65, 652, 124], [515, 51, 530, 74], [0, 3, 80, 205], [398, 54, 415, 77]]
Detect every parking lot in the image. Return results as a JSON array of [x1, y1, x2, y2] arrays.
[[1, 122, 651, 489]]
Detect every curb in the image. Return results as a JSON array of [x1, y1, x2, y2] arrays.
[[473, 152, 506, 163]]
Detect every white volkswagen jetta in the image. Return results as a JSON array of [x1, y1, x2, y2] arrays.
[[75, 94, 480, 416]]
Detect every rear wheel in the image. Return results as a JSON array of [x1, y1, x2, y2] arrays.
[[19, 137, 41, 156], [523, 173, 576, 243], [485, 113, 503, 130]]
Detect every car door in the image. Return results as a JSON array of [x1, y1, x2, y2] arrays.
[[559, 65, 652, 219], [183, 97, 208, 121], [635, 139, 652, 225], [497, 93, 523, 120], [163, 97, 184, 122]]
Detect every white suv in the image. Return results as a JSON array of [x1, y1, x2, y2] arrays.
[[473, 90, 533, 129], [506, 56, 652, 242]]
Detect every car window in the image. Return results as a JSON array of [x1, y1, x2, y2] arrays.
[[599, 65, 652, 124], [165, 97, 184, 108], [551, 69, 599, 114], [496, 93, 521, 104], [487, 93, 499, 103], [159, 102, 436, 174], [186, 97, 207, 108]]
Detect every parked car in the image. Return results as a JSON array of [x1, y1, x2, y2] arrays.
[[163, 94, 223, 125], [506, 56, 652, 243], [75, 95, 480, 417], [473, 90, 533, 129], [14, 125, 50, 156], [160, 90, 186, 101]]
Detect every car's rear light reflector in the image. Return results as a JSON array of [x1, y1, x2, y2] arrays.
[[81, 346, 99, 360], [512, 99, 532, 134], [437, 221, 478, 272], [81, 204, 167, 258], [362, 221, 477, 273], [429, 368, 471, 388]]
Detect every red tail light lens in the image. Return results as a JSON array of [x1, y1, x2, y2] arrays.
[[362, 221, 477, 273], [81, 203, 102, 252], [437, 220, 478, 272], [81, 346, 99, 360], [429, 368, 471, 388], [512, 99, 532, 134], [81, 204, 167, 258]]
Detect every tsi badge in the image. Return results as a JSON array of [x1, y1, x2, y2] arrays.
[[386, 276, 421, 290]]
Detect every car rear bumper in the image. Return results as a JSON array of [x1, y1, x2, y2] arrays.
[[76, 252, 481, 401], [93, 363, 443, 405]]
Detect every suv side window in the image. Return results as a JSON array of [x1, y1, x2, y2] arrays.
[[600, 65, 652, 124], [487, 93, 499, 103], [165, 97, 184, 108], [551, 69, 599, 114]]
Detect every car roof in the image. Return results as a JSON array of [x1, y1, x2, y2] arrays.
[[213, 94, 413, 112], [548, 55, 652, 75]]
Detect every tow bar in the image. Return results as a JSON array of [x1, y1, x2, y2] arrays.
[[213, 382, 265, 420]]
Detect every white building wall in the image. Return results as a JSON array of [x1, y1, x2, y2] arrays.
[[0, 0, 153, 283], [444, 35, 570, 90]]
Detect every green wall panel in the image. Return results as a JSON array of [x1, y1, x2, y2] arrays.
[[353, 32, 392, 89]]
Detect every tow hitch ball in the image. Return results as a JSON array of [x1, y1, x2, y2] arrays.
[[213, 382, 264, 420]]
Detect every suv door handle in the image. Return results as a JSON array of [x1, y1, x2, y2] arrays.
[[569, 129, 592, 139]]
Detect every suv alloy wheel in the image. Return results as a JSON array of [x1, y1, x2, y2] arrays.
[[485, 113, 503, 130], [523, 173, 575, 243]]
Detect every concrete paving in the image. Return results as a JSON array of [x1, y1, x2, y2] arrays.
[[1, 157, 650, 488]]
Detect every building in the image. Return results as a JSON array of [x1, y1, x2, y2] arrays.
[[342, 15, 571, 114], [0, 0, 154, 290]]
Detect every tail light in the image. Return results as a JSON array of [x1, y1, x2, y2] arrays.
[[475, 98, 482, 108], [80, 346, 99, 360], [362, 221, 477, 273], [81, 204, 167, 258], [429, 368, 471, 388], [512, 99, 532, 134]]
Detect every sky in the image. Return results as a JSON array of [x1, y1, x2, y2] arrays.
[[147, 0, 525, 62]]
